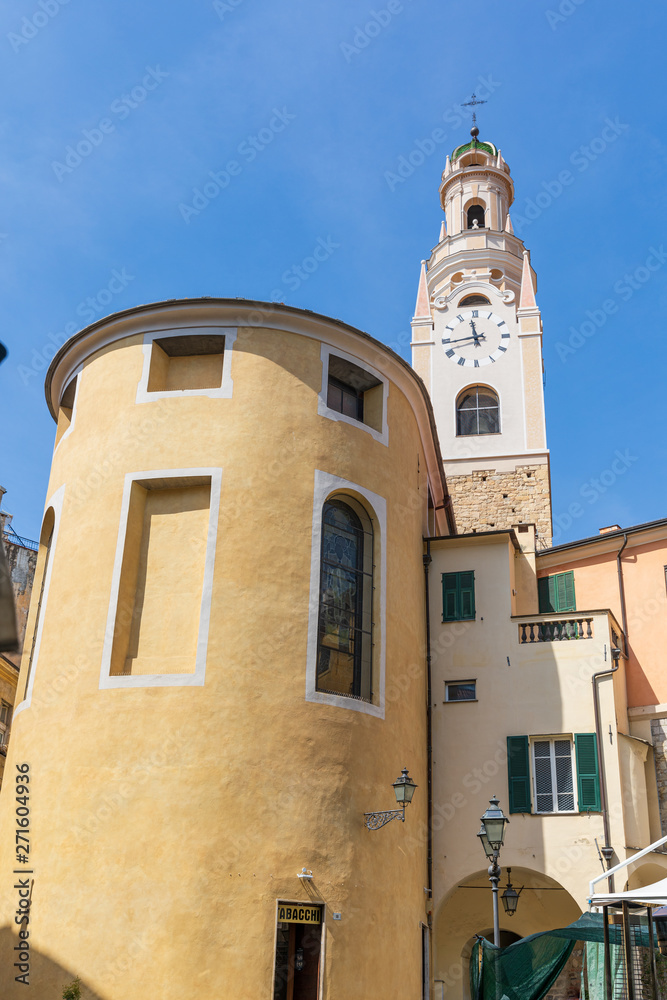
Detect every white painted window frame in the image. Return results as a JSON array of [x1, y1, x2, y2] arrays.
[[14, 483, 66, 716], [317, 343, 389, 446], [306, 470, 386, 718], [99, 467, 222, 689], [135, 327, 237, 403]]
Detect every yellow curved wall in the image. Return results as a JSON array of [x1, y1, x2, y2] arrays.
[[0, 305, 436, 999]]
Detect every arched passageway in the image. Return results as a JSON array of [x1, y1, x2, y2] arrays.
[[433, 867, 581, 1000]]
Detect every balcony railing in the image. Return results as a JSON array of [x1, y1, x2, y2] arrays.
[[518, 618, 594, 644], [2, 527, 38, 552]]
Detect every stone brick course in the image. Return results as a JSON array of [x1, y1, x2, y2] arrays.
[[446, 463, 552, 547]]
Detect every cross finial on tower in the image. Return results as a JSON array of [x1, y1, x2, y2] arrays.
[[462, 93, 487, 143]]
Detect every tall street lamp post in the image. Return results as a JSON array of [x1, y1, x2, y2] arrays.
[[478, 795, 509, 947]]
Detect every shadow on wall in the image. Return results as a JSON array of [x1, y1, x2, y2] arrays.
[[0, 925, 109, 999]]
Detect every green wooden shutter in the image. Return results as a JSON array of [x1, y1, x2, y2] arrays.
[[575, 733, 600, 812], [538, 576, 555, 613], [539, 572, 576, 613], [561, 571, 576, 612], [459, 572, 475, 620], [555, 571, 576, 612], [442, 574, 458, 621], [507, 736, 532, 813]]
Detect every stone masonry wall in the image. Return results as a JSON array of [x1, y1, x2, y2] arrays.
[[446, 463, 552, 547], [545, 944, 584, 1000], [2, 538, 37, 668], [650, 719, 667, 835]]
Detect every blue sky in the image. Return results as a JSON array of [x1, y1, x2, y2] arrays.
[[0, 0, 664, 543]]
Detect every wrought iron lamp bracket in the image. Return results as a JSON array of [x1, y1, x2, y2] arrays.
[[364, 805, 406, 830]]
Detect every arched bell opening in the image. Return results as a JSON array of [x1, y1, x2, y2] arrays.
[[467, 204, 486, 230]]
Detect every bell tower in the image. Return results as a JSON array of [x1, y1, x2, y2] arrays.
[[411, 128, 552, 546]]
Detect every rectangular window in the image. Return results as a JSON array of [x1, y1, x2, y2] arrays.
[[100, 468, 222, 689], [532, 739, 576, 813], [110, 478, 212, 677], [445, 680, 476, 702], [538, 571, 576, 613], [148, 334, 226, 392], [54, 374, 78, 447], [442, 571, 475, 621], [327, 355, 383, 431], [507, 733, 600, 815], [318, 346, 388, 444]]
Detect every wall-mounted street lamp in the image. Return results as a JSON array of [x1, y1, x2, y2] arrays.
[[477, 795, 510, 946], [501, 868, 523, 916], [364, 768, 417, 830]]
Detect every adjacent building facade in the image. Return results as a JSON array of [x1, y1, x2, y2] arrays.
[[0, 131, 664, 999], [0, 493, 37, 785]]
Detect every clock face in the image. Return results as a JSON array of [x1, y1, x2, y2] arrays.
[[441, 309, 511, 367]]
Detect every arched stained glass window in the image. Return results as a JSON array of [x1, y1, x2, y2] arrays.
[[456, 385, 500, 436], [316, 498, 373, 702]]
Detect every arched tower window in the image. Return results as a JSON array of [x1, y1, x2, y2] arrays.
[[317, 498, 373, 702], [458, 294, 490, 307], [467, 205, 485, 229], [456, 385, 500, 436]]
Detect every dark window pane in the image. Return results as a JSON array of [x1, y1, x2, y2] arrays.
[[456, 385, 500, 436], [328, 376, 363, 422], [478, 409, 499, 433], [457, 409, 478, 435], [446, 682, 476, 701], [341, 390, 359, 419]]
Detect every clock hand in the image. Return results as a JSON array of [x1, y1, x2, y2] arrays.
[[444, 333, 487, 344], [469, 319, 483, 347]]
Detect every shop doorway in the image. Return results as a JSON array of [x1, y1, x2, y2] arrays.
[[273, 903, 323, 1000]]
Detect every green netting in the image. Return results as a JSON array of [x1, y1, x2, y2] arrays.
[[469, 913, 656, 1000]]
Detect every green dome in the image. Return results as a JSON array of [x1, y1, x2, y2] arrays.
[[452, 140, 497, 161]]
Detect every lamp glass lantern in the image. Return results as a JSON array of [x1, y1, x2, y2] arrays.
[[392, 768, 417, 807], [477, 824, 495, 859], [501, 869, 521, 916], [480, 795, 508, 851]]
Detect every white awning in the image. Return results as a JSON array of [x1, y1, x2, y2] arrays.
[[591, 876, 667, 907]]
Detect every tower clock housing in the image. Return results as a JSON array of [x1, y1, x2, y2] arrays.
[[411, 132, 552, 545]]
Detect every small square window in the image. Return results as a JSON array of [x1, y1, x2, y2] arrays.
[[445, 680, 476, 702], [324, 354, 384, 434], [148, 334, 225, 392]]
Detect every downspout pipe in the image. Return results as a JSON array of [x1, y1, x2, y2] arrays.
[[592, 645, 621, 892], [616, 533, 629, 657], [423, 542, 433, 932]]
